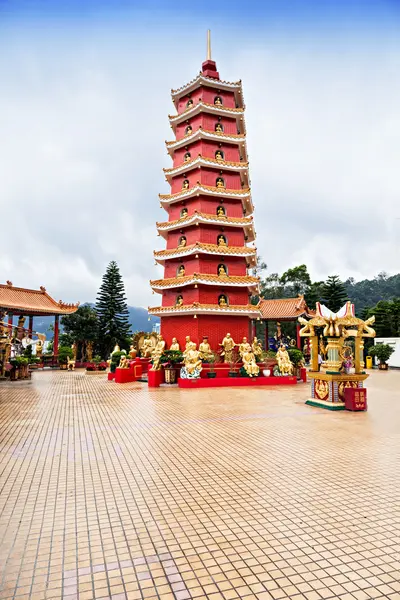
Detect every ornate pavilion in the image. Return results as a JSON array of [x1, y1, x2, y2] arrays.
[[258, 295, 314, 348], [0, 281, 79, 357]]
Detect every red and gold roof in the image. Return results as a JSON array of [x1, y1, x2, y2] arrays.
[[171, 74, 244, 108], [166, 128, 248, 159], [163, 155, 249, 182], [154, 242, 257, 265], [150, 273, 259, 293], [169, 101, 245, 132], [148, 302, 261, 318], [156, 212, 256, 242], [257, 296, 314, 320], [159, 184, 254, 214], [0, 282, 79, 316]]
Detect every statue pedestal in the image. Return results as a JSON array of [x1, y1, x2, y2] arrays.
[[139, 358, 152, 373], [148, 368, 164, 388], [115, 368, 135, 384], [307, 371, 369, 410]]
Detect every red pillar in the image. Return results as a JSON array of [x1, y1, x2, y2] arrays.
[[296, 324, 301, 349], [251, 319, 256, 340], [265, 321, 269, 350], [28, 316, 33, 338], [54, 315, 59, 358], [8, 313, 13, 334]]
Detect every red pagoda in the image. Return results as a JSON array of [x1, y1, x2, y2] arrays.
[[148, 33, 260, 349]]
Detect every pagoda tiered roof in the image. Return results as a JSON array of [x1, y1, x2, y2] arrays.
[[258, 296, 314, 320], [154, 242, 257, 265], [156, 212, 256, 241], [159, 184, 253, 214], [169, 101, 245, 131], [163, 155, 248, 181], [171, 73, 244, 108], [148, 302, 261, 318], [150, 273, 259, 293], [166, 128, 247, 158]]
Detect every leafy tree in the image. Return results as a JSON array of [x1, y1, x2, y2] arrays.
[[304, 281, 324, 309], [95, 261, 131, 357], [363, 299, 400, 338], [345, 272, 400, 314], [260, 273, 285, 299], [61, 304, 98, 360], [280, 264, 311, 296], [321, 275, 348, 312]]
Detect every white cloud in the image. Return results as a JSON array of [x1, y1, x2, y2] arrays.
[[0, 23, 399, 307]]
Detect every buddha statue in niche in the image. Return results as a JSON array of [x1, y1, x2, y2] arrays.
[[217, 206, 226, 217], [215, 123, 223, 133], [218, 264, 227, 277], [214, 96, 223, 106], [184, 152, 191, 162], [217, 235, 227, 247], [186, 98, 193, 108], [182, 179, 190, 190], [215, 150, 224, 161], [177, 265, 185, 278], [218, 295, 228, 307], [176, 295, 184, 306], [185, 125, 193, 136], [216, 177, 225, 189], [178, 236, 187, 248], [180, 207, 188, 219]]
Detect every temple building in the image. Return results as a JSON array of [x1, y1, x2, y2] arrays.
[[148, 33, 260, 348]]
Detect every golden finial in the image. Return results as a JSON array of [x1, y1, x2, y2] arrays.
[[207, 29, 211, 61]]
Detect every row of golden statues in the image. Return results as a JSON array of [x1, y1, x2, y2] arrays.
[[177, 234, 227, 248], [175, 294, 229, 307], [178, 205, 227, 220], [181, 177, 225, 191], [183, 150, 225, 163], [184, 122, 224, 137], [176, 263, 228, 278], [185, 95, 224, 109]]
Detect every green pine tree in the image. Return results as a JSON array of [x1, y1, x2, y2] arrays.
[[321, 275, 348, 312], [95, 261, 131, 357]]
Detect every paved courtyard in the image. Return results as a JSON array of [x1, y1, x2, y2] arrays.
[[0, 370, 399, 600]]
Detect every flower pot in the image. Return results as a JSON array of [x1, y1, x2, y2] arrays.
[[378, 362, 388, 370], [164, 368, 177, 384], [207, 372, 217, 378], [228, 372, 238, 378], [262, 369, 271, 377]]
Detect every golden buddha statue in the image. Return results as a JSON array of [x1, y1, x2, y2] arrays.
[[181, 342, 202, 378], [178, 236, 187, 248], [140, 337, 153, 358], [184, 152, 191, 162], [36, 339, 43, 358], [183, 336, 192, 355], [215, 123, 223, 133], [216, 177, 225, 189], [199, 336, 213, 361], [319, 335, 327, 360], [151, 334, 166, 370], [214, 96, 222, 106], [215, 150, 224, 161], [218, 264, 227, 277], [220, 333, 236, 363], [185, 125, 192, 136], [129, 345, 137, 359], [170, 337, 180, 351], [186, 98, 193, 108], [217, 206, 226, 217], [217, 235, 227, 246], [180, 208, 188, 219], [238, 337, 252, 358], [251, 337, 263, 360], [276, 344, 293, 376], [182, 179, 189, 190], [218, 295, 228, 307], [242, 350, 260, 377], [176, 295, 183, 306], [118, 355, 130, 369], [177, 265, 185, 278]]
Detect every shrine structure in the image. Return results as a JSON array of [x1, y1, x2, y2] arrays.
[[148, 33, 261, 349]]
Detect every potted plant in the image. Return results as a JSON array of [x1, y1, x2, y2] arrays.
[[58, 346, 74, 369], [288, 348, 305, 379], [260, 350, 277, 376], [228, 349, 241, 377], [206, 351, 219, 378], [110, 351, 126, 373], [10, 356, 30, 380], [161, 350, 183, 384], [369, 344, 394, 370]]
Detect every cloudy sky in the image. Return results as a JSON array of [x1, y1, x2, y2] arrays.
[[1, 0, 399, 308]]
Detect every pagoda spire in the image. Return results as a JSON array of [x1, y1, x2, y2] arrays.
[[202, 30, 219, 79], [207, 29, 211, 61]]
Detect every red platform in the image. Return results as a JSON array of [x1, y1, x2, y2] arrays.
[[107, 372, 115, 381], [115, 368, 136, 384], [148, 369, 164, 387], [178, 376, 297, 388], [344, 387, 367, 411]]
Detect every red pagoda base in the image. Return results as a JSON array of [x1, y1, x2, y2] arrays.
[[161, 314, 252, 352], [178, 376, 297, 388]]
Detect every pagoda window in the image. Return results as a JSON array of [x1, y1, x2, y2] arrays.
[[177, 265, 185, 278], [178, 236, 187, 248], [184, 152, 191, 162], [218, 294, 228, 307], [215, 149, 224, 161], [216, 177, 225, 189], [215, 122, 224, 133], [180, 207, 188, 219], [218, 264, 228, 277], [214, 96, 223, 106], [217, 235, 227, 247], [176, 295, 184, 306], [182, 179, 190, 191], [186, 98, 193, 109], [185, 125, 193, 136], [216, 205, 226, 217]]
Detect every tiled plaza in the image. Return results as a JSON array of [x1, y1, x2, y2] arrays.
[[0, 371, 399, 600]]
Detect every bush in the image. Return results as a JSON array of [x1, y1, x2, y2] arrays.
[[369, 344, 394, 364], [110, 351, 126, 372], [160, 350, 183, 368], [58, 346, 74, 365], [288, 348, 304, 367]]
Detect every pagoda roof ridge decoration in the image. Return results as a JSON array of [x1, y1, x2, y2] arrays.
[[156, 211, 253, 229], [166, 127, 246, 148], [0, 282, 80, 316], [258, 295, 315, 320], [150, 273, 259, 293], [154, 242, 257, 264], [148, 302, 261, 318], [163, 155, 248, 177], [169, 101, 245, 123], [171, 73, 242, 98], [159, 184, 253, 213]]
